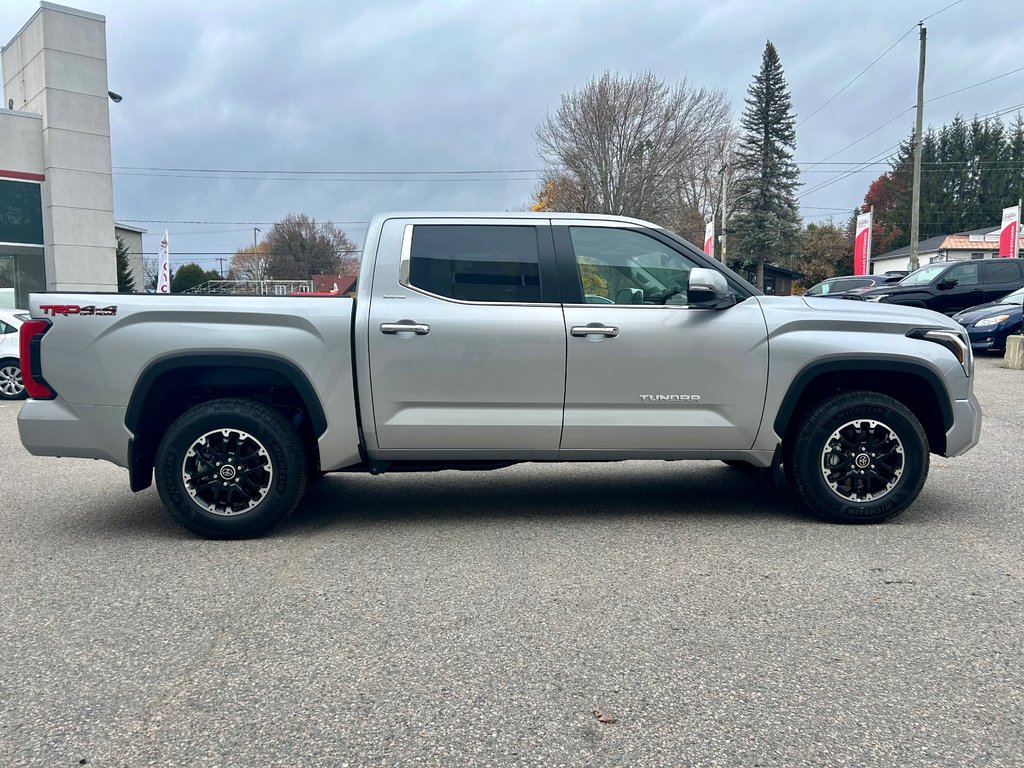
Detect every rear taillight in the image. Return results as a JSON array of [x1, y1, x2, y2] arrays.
[[19, 319, 56, 399]]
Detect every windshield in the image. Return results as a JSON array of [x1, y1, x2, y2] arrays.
[[897, 264, 949, 286], [997, 287, 1024, 305]]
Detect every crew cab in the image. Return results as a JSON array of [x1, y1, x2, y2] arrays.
[[18, 213, 982, 538]]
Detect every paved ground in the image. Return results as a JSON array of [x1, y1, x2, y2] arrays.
[[1, 356, 1021, 767]]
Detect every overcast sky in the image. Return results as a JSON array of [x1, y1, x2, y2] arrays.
[[1, 0, 1018, 269]]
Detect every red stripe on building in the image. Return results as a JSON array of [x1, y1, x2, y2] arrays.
[[0, 168, 45, 181]]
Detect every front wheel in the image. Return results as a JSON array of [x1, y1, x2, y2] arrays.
[[155, 398, 308, 538], [784, 391, 929, 524]]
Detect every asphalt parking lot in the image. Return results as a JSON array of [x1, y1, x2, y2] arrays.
[[1, 356, 1021, 767]]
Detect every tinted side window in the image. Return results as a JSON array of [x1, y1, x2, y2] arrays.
[[944, 263, 978, 286], [979, 261, 1023, 284], [831, 278, 862, 292], [0, 321, 11, 334], [408, 225, 542, 303]]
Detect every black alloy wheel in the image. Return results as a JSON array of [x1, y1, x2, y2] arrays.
[[155, 398, 307, 538], [785, 390, 929, 524]]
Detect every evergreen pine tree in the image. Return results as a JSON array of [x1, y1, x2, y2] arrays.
[[115, 235, 136, 293], [1007, 113, 1024, 207], [731, 41, 801, 289]]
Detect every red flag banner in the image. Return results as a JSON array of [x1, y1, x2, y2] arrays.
[[999, 205, 1019, 258], [854, 211, 872, 275], [703, 219, 715, 259]]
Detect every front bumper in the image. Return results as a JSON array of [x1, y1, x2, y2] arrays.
[[963, 325, 1019, 351], [944, 391, 982, 457]]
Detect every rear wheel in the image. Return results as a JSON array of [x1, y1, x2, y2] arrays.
[[155, 398, 307, 538], [784, 391, 929, 524], [0, 360, 26, 400]]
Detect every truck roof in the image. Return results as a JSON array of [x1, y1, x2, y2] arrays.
[[371, 211, 657, 227]]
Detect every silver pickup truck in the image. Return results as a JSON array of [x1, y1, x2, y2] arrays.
[[17, 213, 981, 538]]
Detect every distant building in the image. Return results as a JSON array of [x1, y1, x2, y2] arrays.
[[312, 274, 358, 296], [871, 225, 1024, 274], [1, 3, 118, 308], [727, 261, 803, 296]]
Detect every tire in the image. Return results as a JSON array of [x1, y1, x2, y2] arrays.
[[0, 359, 26, 400], [784, 390, 929, 524], [155, 398, 308, 539]]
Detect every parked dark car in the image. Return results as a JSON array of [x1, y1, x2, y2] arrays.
[[804, 274, 900, 298], [855, 258, 1024, 315], [951, 286, 1024, 353]]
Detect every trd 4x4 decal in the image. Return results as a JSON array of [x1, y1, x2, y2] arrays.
[[39, 305, 117, 317]]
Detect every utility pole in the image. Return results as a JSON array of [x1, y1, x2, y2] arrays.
[[719, 164, 729, 263], [253, 227, 261, 253], [909, 23, 927, 271], [216, 257, 225, 278]]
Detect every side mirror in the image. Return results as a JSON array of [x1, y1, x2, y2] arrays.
[[688, 268, 735, 309], [937, 279, 958, 290]]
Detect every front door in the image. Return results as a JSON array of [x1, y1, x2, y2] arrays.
[[558, 224, 769, 452], [367, 219, 566, 452]]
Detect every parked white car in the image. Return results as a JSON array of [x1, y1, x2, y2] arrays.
[[0, 309, 29, 400]]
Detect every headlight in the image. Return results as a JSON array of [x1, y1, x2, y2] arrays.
[[865, 295, 886, 303], [974, 314, 1010, 328], [907, 328, 973, 378]]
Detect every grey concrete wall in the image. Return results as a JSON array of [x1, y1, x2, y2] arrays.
[[2, 3, 117, 293], [0, 110, 44, 174]]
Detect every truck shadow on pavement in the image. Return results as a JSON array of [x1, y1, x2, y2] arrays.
[[278, 461, 809, 536]]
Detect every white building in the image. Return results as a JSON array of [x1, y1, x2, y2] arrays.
[[0, 2, 120, 308]]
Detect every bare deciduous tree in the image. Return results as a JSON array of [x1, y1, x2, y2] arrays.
[[228, 244, 272, 282], [263, 214, 360, 280], [534, 71, 731, 226]]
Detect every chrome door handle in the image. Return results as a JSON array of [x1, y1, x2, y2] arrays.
[[381, 321, 430, 335], [570, 324, 618, 338]]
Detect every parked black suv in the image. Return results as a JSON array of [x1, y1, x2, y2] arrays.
[[854, 258, 1024, 315]]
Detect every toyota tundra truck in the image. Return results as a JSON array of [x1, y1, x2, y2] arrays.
[[17, 213, 982, 538]]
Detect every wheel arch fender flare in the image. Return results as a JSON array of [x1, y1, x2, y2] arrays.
[[774, 358, 954, 439], [125, 352, 328, 437]]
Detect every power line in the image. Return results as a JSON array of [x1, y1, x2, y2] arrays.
[[115, 172, 539, 182], [925, 66, 1024, 105], [798, 24, 917, 128], [796, 0, 966, 129], [919, 0, 964, 22], [113, 166, 544, 175], [122, 219, 370, 225], [797, 143, 902, 200]]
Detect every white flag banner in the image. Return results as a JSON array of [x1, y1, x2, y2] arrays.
[[157, 230, 171, 293]]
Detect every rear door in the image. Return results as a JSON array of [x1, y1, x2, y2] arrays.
[[978, 260, 1024, 304], [366, 218, 566, 452], [557, 223, 769, 453]]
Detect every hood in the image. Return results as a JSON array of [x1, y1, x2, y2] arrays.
[[798, 295, 958, 326], [756, 295, 964, 335], [952, 301, 1024, 324]]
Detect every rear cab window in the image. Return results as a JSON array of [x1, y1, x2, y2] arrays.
[[405, 225, 545, 303]]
